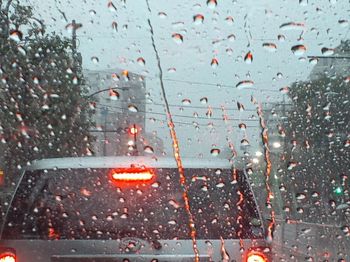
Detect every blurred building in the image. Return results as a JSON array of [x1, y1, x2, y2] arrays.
[[84, 69, 164, 156]]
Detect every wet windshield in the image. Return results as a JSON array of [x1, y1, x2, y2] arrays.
[[0, 0, 349, 260]]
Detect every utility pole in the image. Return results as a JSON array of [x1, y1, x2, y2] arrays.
[[70, 19, 82, 71]]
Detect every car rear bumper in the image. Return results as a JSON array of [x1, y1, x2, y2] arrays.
[[0, 239, 270, 262]]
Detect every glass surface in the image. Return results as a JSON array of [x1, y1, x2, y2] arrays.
[[0, 0, 349, 259], [3, 168, 262, 240]]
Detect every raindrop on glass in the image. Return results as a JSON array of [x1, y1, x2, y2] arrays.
[[137, 57, 146, 66], [200, 97, 208, 104], [210, 148, 220, 156], [144, 146, 154, 154], [193, 14, 204, 25], [291, 45, 307, 56], [107, 1, 117, 12], [172, 33, 183, 44], [236, 80, 254, 89], [182, 98, 191, 105], [91, 56, 99, 64], [262, 43, 277, 52], [211, 58, 219, 68], [244, 51, 253, 64], [280, 22, 305, 30], [128, 104, 138, 112], [158, 12, 167, 18], [207, 0, 217, 9], [321, 47, 335, 56]]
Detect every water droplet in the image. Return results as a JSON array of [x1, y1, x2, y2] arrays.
[[211, 58, 219, 68], [225, 16, 234, 25], [291, 45, 307, 56], [239, 123, 246, 130], [91, 56, 99, 64], [338, 19, 349, 27], [168, 220, 177, 225], [227, 34, 235, 42], [201, 185, 208, 191], [207, 0, 217, 9], [296, 193, 306, 200], [278, 34, 286, 42], [72, 76, 78, 85], [112, 21, 118, 32], [244, 51, 253, 64], [144, 146, 154, 154], [136, 57, 145, 66], [182, 98, 191, 105], [287, 161, 298, 170], [167, 67, 176, 73], [210, 148, 220, 156], [158, 12, 167, 18], [280, 22, 305, 30], [17, 46, 26, 55], [120, 213, 128, 219], [33, 77, 40, 85], [109, 89, 120, 100], [193, 14, 204, 25], [107, 1, 117, 12], [128, 104, 138, 112], [241, 139, 250, 146], [216, 182, 225, 188], [152, 182, 160, 188], [122, 70, 130, 81], [172, 33, 183, 44], [309, 57, 319, 65], [237, 102, 245, 111], [226, 48, 233, 55], [9, 30, 22, 42], [220, 237, 230, 262], [321, 47, 335, 56], [299, 0, 308, 6], [279, 86, 289, 94], [236, 80, 254, 89], [200, 97, 208, 104], [262, 43, 277, 52], [89, 10, 96, 16]]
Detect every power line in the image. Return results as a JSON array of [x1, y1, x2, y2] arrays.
[[307, 55, 350, 59], [90, 95, 259, 112], [94, 104, 260, 122]]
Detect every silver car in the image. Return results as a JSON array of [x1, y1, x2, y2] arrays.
[[0, 157, 271, 262]]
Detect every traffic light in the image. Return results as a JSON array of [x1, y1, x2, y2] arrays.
[[129, 125, 138, 136], [334, 186, 343, 195]]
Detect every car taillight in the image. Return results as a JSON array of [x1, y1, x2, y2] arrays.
[[247, 251, 268, 262], [110, 168, 155, 182], [0, 253, 16, 262]]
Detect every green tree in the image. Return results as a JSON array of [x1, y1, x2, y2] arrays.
[[283, 44, 350, 222], [0, 1, 95, 183]]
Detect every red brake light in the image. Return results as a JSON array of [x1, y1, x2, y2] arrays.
[[110, 168, 155, 182], [247, 252, 268, 262], [0, 253, 16, 262]]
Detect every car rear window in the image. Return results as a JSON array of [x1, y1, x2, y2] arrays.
[[2, 167, 263, 240]]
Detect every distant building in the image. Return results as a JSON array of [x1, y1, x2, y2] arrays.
[[309, 40, 350, 80], [84, 69, 164, 156]]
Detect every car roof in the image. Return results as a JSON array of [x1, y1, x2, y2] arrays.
[[27, 156, 234, 170]]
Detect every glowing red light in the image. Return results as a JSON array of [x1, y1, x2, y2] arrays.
[[129, 126, 138, 135], [0, 253, 16, 262], [247, 252, 268, 262], [110, 168, 154, 182]]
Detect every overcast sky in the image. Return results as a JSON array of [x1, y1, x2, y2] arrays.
[[27, 0, 350, 158]]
